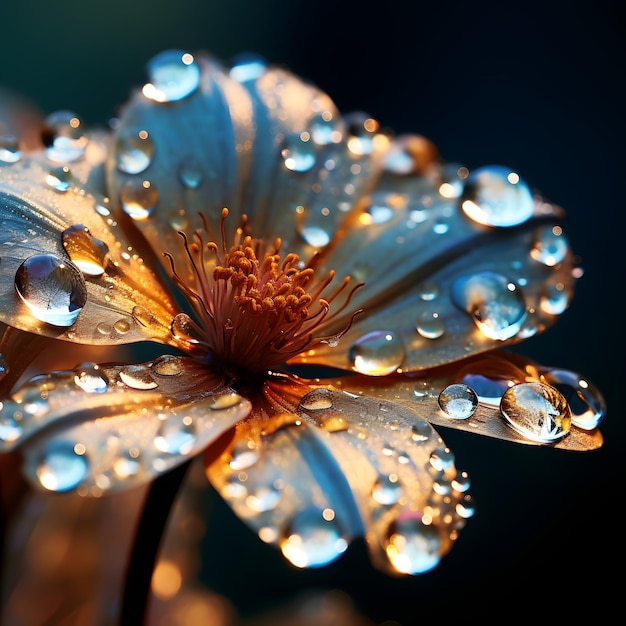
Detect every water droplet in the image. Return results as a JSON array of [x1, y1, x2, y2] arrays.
[[372, 474, 404, 505], [154, 416, 196, 455], [114, 319, 131, 334], [113, 451, 141, 478], [411, 420, 432, 442], [349, 331, 405, 376], [540, 282, 569, 315], [151, 354, 184, 376], [229, 52, 268, 82], [416, 311, 445, 339], [170, 313, 208, 347], [345, 113, 380, 156], [300, 225, 331, 247], [62, 224, 108, 276], [0, 400, 23, 444], [0, 134, 22, 163], [458, 373, 510, 406], [298, 388, 334, 411], [438, 384, 478, 419], [36, 441, 88, 492], [418, 282, 440, 301], [246, 485, 282, 512], [43, 111, 88, 162], [530, 225, 569, 266], [229, 440, 259, 470], [280, 507, 348, 568], [429, 446, 455, 471], [384, 511, 442, 574], [540, 369, 605, 430], [310, 111, 342, 145], [115, 129, 155, 175], [119, 366, 158, 390], [15, 254, 87, 327], [281, 135, 316, 172], [461, 165, 534, 227], [177, 158, 204, 189], [451, 471, 471, 493], [362, 202, 394, 224], [73, 363, 109, 393], [142, 49, 200, 102], [208, 392, 242, 410], [456, 494, 476, 518], [120, 179, 158, 220], [451, 271, 527, 340], [500, 382, 571, 443], [46, 165, 72, 192]]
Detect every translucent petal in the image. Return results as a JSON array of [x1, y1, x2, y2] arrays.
[[331, 351, 604, 451], [105, 51, 389, 273], [206, 376, 473, 575], [293, 155, 579, 372], [0, 154, 181, 346], [0, 355, 250, 494]]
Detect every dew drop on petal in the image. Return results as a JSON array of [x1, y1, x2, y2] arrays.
[[281, 135, 316, 172], [62, 224, 108, 276], [415, 311, 445, 339], [500, 382, 571, 443], [298, 388, 334, 411], [15, 254, 87, 327], [451, 271, 527, 340], [73, 362, 109, 393], [119, 366, 158, 390], [154, 417, 196, 455], [372, 473, 404, 505], [0, 400, 23, 445], [43, 110, 88, 163], [310, 111, 342, 146], [113, 451, 141, 479], [151, 354, 184, 376], [429, 446, 455, 471], [411, 420, 432, 442], [451, 471, 471, 493], [35, 441, 89, 492], [540, 282, 569, 315], [345, 113, 380, 156], [177, 158, 204, 189], [46, 165, 72, 192], [245, 485, 282, 513], [384, 512, 442, 575], [299, 225, 331, 248], [349, 331, 405, 376], [208, 391, 242, 410], [456, 494, 476, 518], [0, 134, 22, 163], [229, 52, 268, 83], [438, 383, 478, 419], [229, 440, 259, 470], [115, 129, 155, 175], [120, 179, 158, 219], [460, 165, 534, 227], [280, 507, 348, 568], [530, 225, 569, 266], [142, 49, 200, 103]]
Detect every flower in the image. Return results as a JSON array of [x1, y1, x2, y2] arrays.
[[0, 49, 606, 577]]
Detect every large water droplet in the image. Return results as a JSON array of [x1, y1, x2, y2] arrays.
[[281, 135, 316, 172], [345, 114, 380, 156], [500, 382, 571, 443], [452, 271, 527, 340], [461, 165, 535, 227], [120, 179, 158, 219], [372, 473, 404, 505], [36, 441, 89, 491], [62, 224, 108, 276], [299, 225, 331, 248], [429, 446, 455, 471], [385, 512, 442, 574], [415, 311, 445, 339], [15, 254, 87, 326], [154, 416, 196, 455], [280, 507, 348, 568], [115, 129, 155, 175], [530, 225, 569, 266], [43, 110, 88, 163], [73, 363, 109, 393], [46, 165, 72, 192], [298, 388, 334, 411], [438, 383, 478, 419], [142, 50, 201, 102], [119, 366, 158, 390], [0, 134, 22, 163], [349, 331, 405, 376]]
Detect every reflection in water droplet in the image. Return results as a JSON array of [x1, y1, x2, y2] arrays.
[[36, 441, 88, 492], [411, 420, 432, 442], [151, 355, 184, 376], [115, 129, 155, 175], [438, 384, 478, 419], [73, 363, 109, 393], [372, 474, 404, 505], [500, 382, 571, 443], [43, 110, 88, 163], [350, 331, 405, 376], [155, 417, 196, 455], [280, 507, 348, 568], [429, 446, 455, 471], [62, 224, 108, 276], [281, 135, 316, 172], [530, 225, 568, 266], [416, 311, 445, 339], [298, 388, 334, 411], [46, 166, 72, 192], [143, 49, 200, 102], [385, 512, 442, 574], [15, 254, 87, 326], [120, 179, 158, 219], [461, 165, 534, 227], [452, 271, 527, 340]]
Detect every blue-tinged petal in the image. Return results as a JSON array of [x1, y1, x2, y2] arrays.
[[0, 355, 250, 494], [206, 376, 473, 575], [0, 155, 182, 346]]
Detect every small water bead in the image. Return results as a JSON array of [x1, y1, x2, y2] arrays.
[[62, 224, 108, 276], [281, 135, 317, 172], [540, 282, 569, 315], [113, 319, 131, 334], [456, 494, 476, 519], [451, 271, 527, 340], [43, 111, 88, 163], [46, 165, 73, 192], [120, 179, 158, 220], [115, 129, 155, 175], [345, 114, 380, 156], [411, 420, 432, 442], [418, 282, 440, 301], [0, 134, 22, 163], [229, 52, 268, 83], [170, 313, 208, 347], [73, 363, 109, 393], [451, 471, 471, 493], [460, 165, 535, 227], [208, 392, 242, 411], [361, 202, 394, 225], [438, 384, 478, 419], [15, 254, 87, 327], [349, 331, 405, 376], [154, 416, 196, 455], [298, 388, 334, 411], [310, 111, 343, 146], [143, 49, 201, 103], [177, 158, 204, 189], [384, 512, 442, 575], [500, 382, 571, 443], [113, 451, 141, 479], [280, 507, 348, 568], [540, 369, 605, 430], [229, 440, 259, 471], [36, 440, 89, 492], [530, 225, 569, 266], [429, 446, 455, 472], [416, 311, 445, 339], [372, 473, 404, 505]]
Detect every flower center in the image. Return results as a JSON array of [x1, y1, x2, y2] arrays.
[[166, 209, 361, 376]]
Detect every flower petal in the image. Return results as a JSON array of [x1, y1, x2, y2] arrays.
[[0, 154, 181, 345], [0, 355, 250, 494], [206, 377, 473, 575]]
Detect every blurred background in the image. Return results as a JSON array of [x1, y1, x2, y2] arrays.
[[1, 0, 623, 623]]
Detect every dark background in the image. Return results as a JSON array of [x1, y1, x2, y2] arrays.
[[1, 0, 624, 623]]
